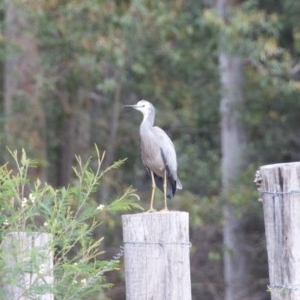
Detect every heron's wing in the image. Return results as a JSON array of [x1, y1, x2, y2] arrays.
[[152, 126, 177, 172], [152, 126, 182, 195]]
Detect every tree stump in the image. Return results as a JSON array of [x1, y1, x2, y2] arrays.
[[259, 162, 300, 300], [2, 232, 53, 300], [122, 211, 191, 300]]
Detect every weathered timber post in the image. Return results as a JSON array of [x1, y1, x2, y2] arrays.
[[122, 211, 191, 300], [259, 162, 300, 300], [2, 232, 53, 300]]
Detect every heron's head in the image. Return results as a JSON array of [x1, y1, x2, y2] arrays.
[[124, 100, 155, 117]]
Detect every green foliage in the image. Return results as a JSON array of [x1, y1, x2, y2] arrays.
[[1, 0, 300, 299], [204, 0, 281, 56], [0, 147, 141, 299]]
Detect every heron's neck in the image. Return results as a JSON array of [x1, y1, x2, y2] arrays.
[[144, 110, 155, 125], [140, 111, 155, 133]]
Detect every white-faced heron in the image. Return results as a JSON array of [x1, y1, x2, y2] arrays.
[[124, 100, 182, 212]]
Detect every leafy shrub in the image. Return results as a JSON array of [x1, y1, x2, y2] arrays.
[[0, 147, 141, 299]]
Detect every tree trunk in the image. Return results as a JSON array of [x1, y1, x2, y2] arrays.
[[74, 89, 91, 163], [59, 90, 91, 187], [99, 77, 123, 203], [216, 1, 250, 299], [220, 52, 249, 300], [60, 110, 76, 187], [5, 2, 47, 181]]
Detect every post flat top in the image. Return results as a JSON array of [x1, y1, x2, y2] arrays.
[[260, 162, 300, 170], [122, 211, 189, 219]]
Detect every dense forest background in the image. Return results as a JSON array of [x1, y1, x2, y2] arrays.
[[1, 0, 300, 299]]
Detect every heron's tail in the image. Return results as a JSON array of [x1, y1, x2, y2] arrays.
[[153, 173, 175, 198], [158, 147, 181, 197], [176, 178, 182, 190]]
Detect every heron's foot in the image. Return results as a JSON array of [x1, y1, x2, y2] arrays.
[[160, 207, 169, 212], [146, 207, 156, 213]]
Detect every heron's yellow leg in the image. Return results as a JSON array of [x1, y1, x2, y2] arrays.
[[161, 169, 168, 211], [147, 172, 156, 212]]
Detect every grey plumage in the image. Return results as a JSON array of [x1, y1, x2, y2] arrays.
[[124, 100, 182, 211]]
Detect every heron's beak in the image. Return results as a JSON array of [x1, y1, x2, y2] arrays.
[[123, 104, 138, 109]]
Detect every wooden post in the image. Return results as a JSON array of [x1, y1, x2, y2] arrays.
[[259, 162, 300, 300], [2, 232, 53, 300], [122, 211, 191, 300]]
